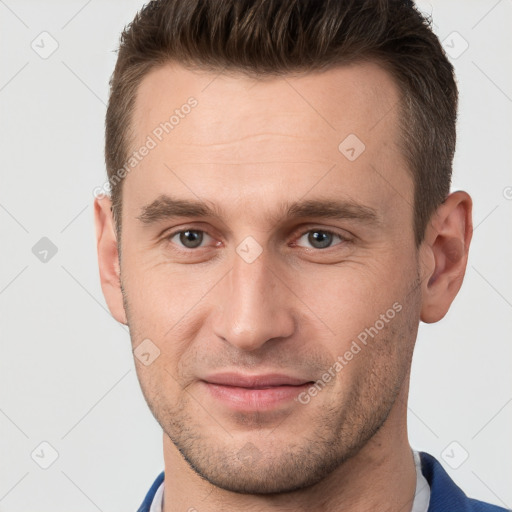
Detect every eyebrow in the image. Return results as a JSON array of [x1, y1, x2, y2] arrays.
[[136, 194, 381, 227]]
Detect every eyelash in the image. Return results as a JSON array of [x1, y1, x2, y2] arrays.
[[164, 226, 350, 252]]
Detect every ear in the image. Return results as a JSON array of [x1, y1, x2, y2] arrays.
[[419, 191, 473, 323], [94, 196, 127, 325]]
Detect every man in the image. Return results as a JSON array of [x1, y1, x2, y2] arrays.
[[94, 0, 507, 511]]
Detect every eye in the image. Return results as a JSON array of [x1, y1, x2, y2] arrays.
[[164, 226, 349, 253], [295, 229, 347, 249], [167, 229, 214, 249]]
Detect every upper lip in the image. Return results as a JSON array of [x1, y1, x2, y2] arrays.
[[203, 372, 312, 388]]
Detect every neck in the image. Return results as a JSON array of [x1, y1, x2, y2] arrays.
[[162, 384, 417, 512]]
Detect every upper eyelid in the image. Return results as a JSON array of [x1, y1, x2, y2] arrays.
[[296, 226, 348, 238], [293, 228, 349, 248], [165, 228, 215, 246]]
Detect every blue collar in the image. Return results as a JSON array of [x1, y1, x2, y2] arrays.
[[418, 451, 507, 512]]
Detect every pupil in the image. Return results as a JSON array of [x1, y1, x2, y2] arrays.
[[309, 231, 331, 249], [181, 230, 202, 248]]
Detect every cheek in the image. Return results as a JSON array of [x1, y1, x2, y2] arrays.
[[134, 359, 188, 426], [332, 303, 415, 400], [297, 263, 399, 331], [305, 263, 417, 370], [122, 250, 209, 326]]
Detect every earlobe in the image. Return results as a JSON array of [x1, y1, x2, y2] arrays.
[[419, 191, 473, 324], [94, 197, 128, 325]]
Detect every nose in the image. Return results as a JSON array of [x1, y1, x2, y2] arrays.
[[212, 245, 296, 352]]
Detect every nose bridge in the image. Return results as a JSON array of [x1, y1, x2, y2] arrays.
[[213, 243, 295, 351]]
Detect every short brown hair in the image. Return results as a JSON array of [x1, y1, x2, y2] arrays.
[[105, 0, 457, 247]]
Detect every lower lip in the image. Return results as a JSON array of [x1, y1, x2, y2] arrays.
[[202, 381, 312, 410]]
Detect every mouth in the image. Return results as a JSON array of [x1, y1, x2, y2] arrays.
[[200, 373, 314, 411]]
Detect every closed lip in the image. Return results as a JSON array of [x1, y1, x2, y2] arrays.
[[202, 372, 312, 388]]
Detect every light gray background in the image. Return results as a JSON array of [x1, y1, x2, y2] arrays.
[[0, 1, 511, 510]]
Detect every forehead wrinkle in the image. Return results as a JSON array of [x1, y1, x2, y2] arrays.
[[162, 131, 321, 151]]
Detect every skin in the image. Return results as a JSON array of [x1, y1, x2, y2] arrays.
[[95, 61, 472, 511]]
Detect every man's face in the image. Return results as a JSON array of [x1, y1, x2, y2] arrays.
[[117, 61, 424, 493]]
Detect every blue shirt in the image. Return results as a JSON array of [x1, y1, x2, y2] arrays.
[[136, 451, 509, 512]]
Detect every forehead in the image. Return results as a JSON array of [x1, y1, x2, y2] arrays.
[[133, 59, 402, 150], [124, 60, 412, 229]]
